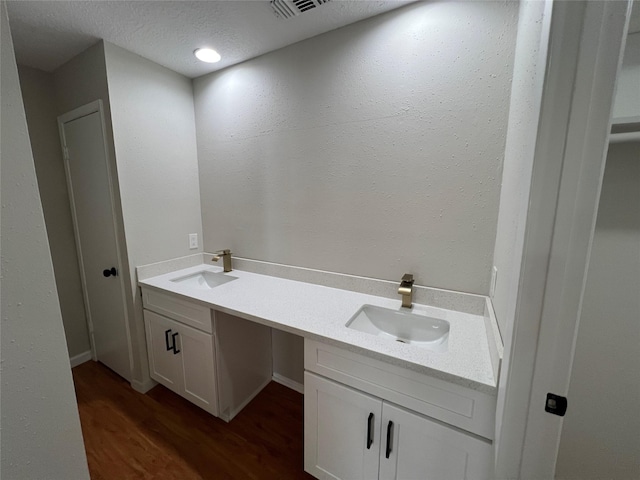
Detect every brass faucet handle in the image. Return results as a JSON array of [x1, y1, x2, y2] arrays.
[[211, 249, 232, 263], [401, 273, 414, 284]]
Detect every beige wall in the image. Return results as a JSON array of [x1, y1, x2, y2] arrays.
[[0, 2, 89, 476], [18, 64, 91, 358], [194, 1, 518, 296]]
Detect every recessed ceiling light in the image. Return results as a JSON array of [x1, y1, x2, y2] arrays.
[[194, 48, 221, 63]]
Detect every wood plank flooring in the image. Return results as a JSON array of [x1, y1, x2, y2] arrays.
[[72, 361, 314, 479]]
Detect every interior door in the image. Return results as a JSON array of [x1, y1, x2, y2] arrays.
[[59, 102, 131, 381]]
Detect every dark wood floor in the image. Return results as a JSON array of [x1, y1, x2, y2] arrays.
[[72, 361, 314, 479]]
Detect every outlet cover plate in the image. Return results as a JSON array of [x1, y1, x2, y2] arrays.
[[189, 233, 198, 250]]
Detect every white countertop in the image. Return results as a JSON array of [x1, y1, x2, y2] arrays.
[[139, 264, 497, 394]]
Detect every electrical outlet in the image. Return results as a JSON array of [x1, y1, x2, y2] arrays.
[[189, 233, 198, 250], [490, 266, 498, 298]]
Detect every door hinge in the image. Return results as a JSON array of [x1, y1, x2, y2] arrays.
[[545, 393, 568, 416]]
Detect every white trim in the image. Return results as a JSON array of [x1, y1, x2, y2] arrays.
[[131, 377, 157, 394], [609, 131, 640, 143], [494, 1, 630, 478], [612, 115, 640, 125], [272, 373, 304, 394], [70, 350, 92, 368]]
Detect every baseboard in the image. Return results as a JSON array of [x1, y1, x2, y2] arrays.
[[70, 350, 92, 368], [272, 373, 304, 394], [131, 377, 157, 394]]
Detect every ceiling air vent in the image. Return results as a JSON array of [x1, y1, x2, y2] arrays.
[[270, 0, 331, 20]]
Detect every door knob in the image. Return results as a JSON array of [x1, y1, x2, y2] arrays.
[[103, 267, 117, 277]]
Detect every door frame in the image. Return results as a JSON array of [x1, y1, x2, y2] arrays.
[[494, 1, 631, 478], [57, 100, 133, 370]]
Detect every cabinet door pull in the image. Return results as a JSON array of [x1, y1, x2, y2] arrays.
[[367, 412, 374, 449], [164, 329, 172, 351], [385, 421, 394, 459], [171, 332, 180, 354]]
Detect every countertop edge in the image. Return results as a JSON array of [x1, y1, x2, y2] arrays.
[[138, 274, 498, 396]]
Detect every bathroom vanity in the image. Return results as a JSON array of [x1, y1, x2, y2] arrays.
[[142, 287, 272, 421], [138, 255, 501, 479], [304, 340, 494, 479]]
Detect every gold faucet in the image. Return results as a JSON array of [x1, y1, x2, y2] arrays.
[[212, 249, 233, 272], [398, 273, 414, 308]]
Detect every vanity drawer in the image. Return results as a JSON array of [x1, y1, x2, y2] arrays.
[[304, 339, 496, 439], [142, 287, 213, 333]]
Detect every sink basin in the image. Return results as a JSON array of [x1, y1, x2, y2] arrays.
[[346, 304, 450, 352], [170, 270, 237, 290]]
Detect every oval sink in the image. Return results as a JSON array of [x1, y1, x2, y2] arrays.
[[170, 270, 237, 290], [346, 304, 449, 352]]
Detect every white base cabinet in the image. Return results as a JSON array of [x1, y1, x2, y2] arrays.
[[144, 310, 218, 415], [142, 287, 272, 421], [304, 338, 496, 480], [305, 373, 493, 480]]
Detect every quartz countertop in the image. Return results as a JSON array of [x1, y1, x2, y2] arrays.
[[139, 264, 497, 394]]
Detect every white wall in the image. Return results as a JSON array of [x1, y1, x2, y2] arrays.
[[612, 32, 640, 119], [103, 41, 203, 387], [104, 42, 203, 268], [53, 41, 139, 379], [555, 141, 640, 479], [18, 64, 91, 358], [194, 1, 518, 295], [0, 2, 89, 477], [490, 1, 550, 336], [490, 0, 551, 471]]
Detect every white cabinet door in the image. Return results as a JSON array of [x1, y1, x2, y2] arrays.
[[379, 403, 493, 480], [144, 310, 183, 394], [178, 321, 218, 416], [305, 372, 382, 480], [144, 309, 218, 416]]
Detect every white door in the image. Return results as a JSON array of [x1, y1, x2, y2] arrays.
[[379, 403, 493, 480], [304, 372, 382, 480], [144, 310, 182, 392], [58, 101, 131, 381]]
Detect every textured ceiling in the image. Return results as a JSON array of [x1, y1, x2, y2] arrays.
[[6, 0, 413, 79]]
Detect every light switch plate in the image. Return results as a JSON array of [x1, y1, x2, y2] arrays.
[[490, 266, 498, 298], [189, 233, 198, 249]]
